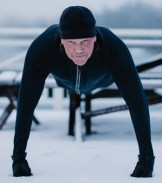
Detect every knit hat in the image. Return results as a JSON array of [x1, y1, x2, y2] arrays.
[[59, 6, 96, 39]]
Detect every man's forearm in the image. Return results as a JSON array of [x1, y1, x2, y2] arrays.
[[13, 70, 46, 156]]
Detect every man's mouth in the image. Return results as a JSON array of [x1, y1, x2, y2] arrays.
[[74, 55, 87, 59], [75, 55, 86, 57]]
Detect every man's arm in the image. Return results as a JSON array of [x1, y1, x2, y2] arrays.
[[110, 39, 153, 156], [12, 39, 49, 158]]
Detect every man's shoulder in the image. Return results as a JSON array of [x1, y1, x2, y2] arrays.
[[96, 26, 109, 32], [39, 24, 60, 38], [96, 26, 119, 39], [30, 24, 59, 47], [26, 24, 60, 56], [96, 26, 128, 51], [96, 26, 122, 46]]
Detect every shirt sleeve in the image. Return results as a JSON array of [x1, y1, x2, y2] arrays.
[[110, 38, 151, 134], [13, 38, 50, 155]]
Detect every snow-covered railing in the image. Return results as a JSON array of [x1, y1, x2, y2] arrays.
[[0, 27, 162, 47], [0, 70, 68, 110], [0, 27, 162, 69], [0, 27, 43, 47]]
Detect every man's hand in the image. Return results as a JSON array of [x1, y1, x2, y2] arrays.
[[131, 155, 155, 177], [12, 159, 33, 177]]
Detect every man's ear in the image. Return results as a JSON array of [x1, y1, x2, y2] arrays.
[[93, 36, 97, 42], [61, 39, 64, 45]]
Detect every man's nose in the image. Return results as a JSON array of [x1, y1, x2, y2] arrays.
[[74, 45, 84, 54]]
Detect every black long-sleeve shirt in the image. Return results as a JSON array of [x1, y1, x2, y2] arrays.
[[13, 25, 153, 157]]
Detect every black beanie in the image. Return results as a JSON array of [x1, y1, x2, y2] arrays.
[[59, 6, 96, 39]]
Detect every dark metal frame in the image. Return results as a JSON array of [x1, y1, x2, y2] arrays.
[[0, 84, 40, 129]]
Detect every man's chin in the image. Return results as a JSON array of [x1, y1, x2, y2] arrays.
[[74, 60, 87, 66]]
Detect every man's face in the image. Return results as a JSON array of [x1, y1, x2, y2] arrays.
[[61, 36, 96, 66]]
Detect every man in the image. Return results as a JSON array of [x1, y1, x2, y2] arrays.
[[12, 6, 155, 177]]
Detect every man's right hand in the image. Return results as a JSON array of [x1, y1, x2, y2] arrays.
[[12, 159, 33, 177]]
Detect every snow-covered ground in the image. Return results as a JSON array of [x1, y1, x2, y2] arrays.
[[0, 103, 162, 183]]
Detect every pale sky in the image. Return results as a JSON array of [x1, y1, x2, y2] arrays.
[[1, 0, 162, 25]]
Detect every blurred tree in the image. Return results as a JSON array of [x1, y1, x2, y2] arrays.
[[95, 2, 162, 28]]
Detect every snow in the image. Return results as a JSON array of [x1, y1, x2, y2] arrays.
[[0, 104, 162, 183]]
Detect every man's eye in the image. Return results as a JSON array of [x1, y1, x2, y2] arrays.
[[82, 40, 89, 45], [68, 41, 75, 45]]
